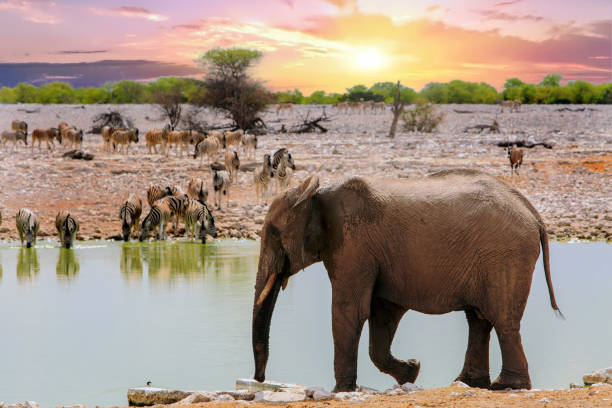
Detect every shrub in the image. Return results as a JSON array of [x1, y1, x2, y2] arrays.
[[402, 102, 444, 133]]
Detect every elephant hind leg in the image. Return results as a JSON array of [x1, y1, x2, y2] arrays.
[[368, 297, 420, 385], [491, 328, 531, 390], [455, 308, 493, 388]]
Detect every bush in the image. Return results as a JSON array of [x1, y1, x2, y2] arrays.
[[402, 102, 444, 133]]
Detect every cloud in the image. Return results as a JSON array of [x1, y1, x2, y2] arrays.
[[91, 6, 168, 22], [0, 60, 202, 87], [474, 9, 544, 22], [426, 4, 441, 12], [0, 0, 59, 24], [322, 0, 358, 10], [55, 50, 109, 55], [493, 0, 523, 7]]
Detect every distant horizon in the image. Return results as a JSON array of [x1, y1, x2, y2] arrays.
[[1, 0, 610, 92]]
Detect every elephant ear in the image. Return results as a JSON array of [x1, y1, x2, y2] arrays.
[[293, 175, 319, 208]]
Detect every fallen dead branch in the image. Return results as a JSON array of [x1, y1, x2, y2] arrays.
[[464, 120, 500, 133], [496, 140, 554, 149], [63, 150, 94, 160], [556, 107, 598, 112], [90, 111, 133, 134]]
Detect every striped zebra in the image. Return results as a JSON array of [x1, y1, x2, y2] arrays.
[[1, 131, 27, 150], [193, 136, 221, 167], [213, 170, 231, 210], [241, 132, 257, 160], [101, 126, 116, 152], [223, 129, 243, 151], [275, 157, 294, 192], [120, 195, 143, 241], [139, 200, 173, 241], [111, 129, 138, 154], [272, 148, 296, 171], [147, 184, 172, 207], [16, 208, 40, 248], [169, 185, 187, 198], [188, 177, 208, 204], [55, 210, 79, 249], [32, 128, 61, 151], [253, 154, 274, 205], [11, 120, 28, 136], [182, 198, 217, 243], [225, 150, 240, 184], [144, 127, 166, 154], [156, 195, 186, 233]]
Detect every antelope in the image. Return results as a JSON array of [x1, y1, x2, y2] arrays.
[[508, 145, 524, 177]]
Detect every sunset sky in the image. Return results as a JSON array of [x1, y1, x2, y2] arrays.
[[0, 0, 610, 92]]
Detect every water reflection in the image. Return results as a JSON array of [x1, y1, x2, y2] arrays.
[[16, 247, 40, 283], [120, 244, 143, 283], [137, 242, 258, 284], [56, 248, 79, 280]]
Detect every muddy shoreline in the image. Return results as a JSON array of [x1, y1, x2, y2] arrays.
[[0, 103, 609, 242]]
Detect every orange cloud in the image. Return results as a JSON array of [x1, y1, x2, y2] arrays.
[[0, 0, 59, 24]]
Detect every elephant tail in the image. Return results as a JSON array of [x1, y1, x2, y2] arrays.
[[540, 224, 564, 319]]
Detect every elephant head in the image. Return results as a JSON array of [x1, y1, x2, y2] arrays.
[[252, 175, 323, 383]]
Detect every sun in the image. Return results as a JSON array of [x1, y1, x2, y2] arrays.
[[353, 48, 389, 71]]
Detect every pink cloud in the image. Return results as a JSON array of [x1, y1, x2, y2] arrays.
[[474, 9, 544, 22], [91, 6, 168, 22], [494, 0, 523, 7]]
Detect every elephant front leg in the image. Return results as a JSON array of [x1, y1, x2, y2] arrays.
[[368, 297, 420, 385], [455, 309, 493, 388], [331, 296, 367, 392]]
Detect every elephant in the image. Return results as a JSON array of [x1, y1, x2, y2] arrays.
[[252, 169, 561, 392]]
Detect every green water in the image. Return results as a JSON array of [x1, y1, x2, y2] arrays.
[[0, 240, 610, 406]]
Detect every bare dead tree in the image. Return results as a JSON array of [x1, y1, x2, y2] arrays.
[[154, 89, 184, 130], [388, 80, 406, 138]]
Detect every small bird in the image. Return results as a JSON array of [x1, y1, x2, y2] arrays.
[[146, 381, 152, 387]]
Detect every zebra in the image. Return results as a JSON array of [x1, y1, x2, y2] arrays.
[[63, 128, 84, 149], [225, 150, 240, 184], [101, 126, 116, 152], [111, 129, 138, 154], [147, 184, 173, 207], [508, 145, 524, 177], [193, 136, 221, 167], [1, 130, 27, 150], [213, 170, 231, 210], [156, 195, 186, 233], [55, 210, 79, 249], [169, 185, 187, 198], [276, 156, 294, 192], [253, 154, 274, 205], [16, 208, 39, 248], [139, 200, 173, 241], [181, 198, 217, 243], [11, 120, 28, 136], [32, 128, 61, 151], [120, 195, 143, 241], [223, 129, 243, 151], [241, 132, 257, 160], [272, 148, 296, 171], [188, 177, 208, 204], [144, 128, 165, 154]]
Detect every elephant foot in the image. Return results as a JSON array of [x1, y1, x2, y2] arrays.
[[490, 369, 531, 390], [392, 359, 421, 385], [332, 377, 357, 393], [455, 372, 491, 389]]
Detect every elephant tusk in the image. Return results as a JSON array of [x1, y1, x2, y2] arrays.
[[256, 273, 277, 306], [281, 275, 289, 291]]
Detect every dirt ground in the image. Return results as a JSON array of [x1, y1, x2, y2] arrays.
[[111, 385, 612, 408], [0, 103, 610, 242]]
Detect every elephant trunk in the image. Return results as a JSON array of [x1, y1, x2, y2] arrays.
[[252, 251, 286, 383]]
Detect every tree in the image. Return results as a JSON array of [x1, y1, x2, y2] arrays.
[[14, 83, 37, 103], [388, 80, 406, 138], [154, 87, 185, 130], [195, 47, 272, 130], [540, 74, 562, 87]]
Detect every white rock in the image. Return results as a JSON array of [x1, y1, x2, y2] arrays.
[[357, 385, 380, 394], [127, 387, 191, 406], [539, 397, 551, 403], [24, 402, 38, 408], [569, 383, 583, 389], [174, 391, 217, 405], [333, 392, 363, 401], [235, 378, 305, 393], [584, 367, 612, 385], [401, 382, 423, 392], [451, 381, 470, 388], [253, 391, 306, 403], [313, 390, 332, 401], [216, 394, 235, 401]]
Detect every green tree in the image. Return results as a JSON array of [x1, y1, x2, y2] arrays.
[[540, 73, 562, 87], [420, 82, 449, 104], [14, 83, 38, 103], [36, 82, 77, 104], [195, 47, 271, 130], [109, 80, 148, 103]]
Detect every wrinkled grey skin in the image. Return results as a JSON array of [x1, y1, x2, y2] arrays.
[[252, 169, 561, 393]]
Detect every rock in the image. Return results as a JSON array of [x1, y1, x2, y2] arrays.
[[333, 392, 363, 401], [591, 382, 612, 388], [451, 381, 470, 388], [461, 390, 476, 397], [174, 392, 217, 405], [216, 394, 235, 401], [24, 403, 38, 408], [235, 378, 305, 393], [569, 382, 583, 389], [219, 390, 255, 401], [539, 397, 551, 403], [253, 391, 306, 403], [583, 367, 612, 385], [313, 389, 332, 401], [127, 387, 191, 406], [384, 388, 405, 396], [304, 386, 326, 398], [401, 382, 423, 392], [357, 385, 380, 394]]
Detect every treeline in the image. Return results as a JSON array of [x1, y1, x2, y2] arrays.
[[1, 73, 611, 105]]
